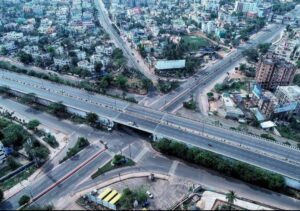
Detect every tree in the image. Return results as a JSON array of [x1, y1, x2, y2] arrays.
[[0, 189, 3, 202], [2, 124, 26, 148], [135, 187, 148, 202], [115, 74, 128, 89], [257, 43, 271, 55], [27, 120, 40, 131], [239, 64, 247, 72], [19, 195, 30, 206], [242, 48, 259, 63], [17, 51, 33, 65], [0, 47, 8, 56], [85, 112, 98, 126], [297, 60, 300, 69], [225, 191, 237, 210], [49, 101, 67, 116], [76, 137, 89, 149], [95, 62, 103, 72], [0, 86, 11, 95], [293, 74, 300, 86], [6, 156, 20, 170], [112, 155, 125, 166], [27, 145, 50, 165], [142, 78, 153, 91], [138, 44, 147, 58], [21, 93, 38, 104]]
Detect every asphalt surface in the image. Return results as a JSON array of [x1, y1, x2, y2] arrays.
[[1, 98, 300, 210], [1, 70, 300, 180], [0, 145, 110, 210]]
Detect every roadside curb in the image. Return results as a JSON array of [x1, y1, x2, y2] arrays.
[[30, 148, 107, 203], [73, 171, 170, 197]]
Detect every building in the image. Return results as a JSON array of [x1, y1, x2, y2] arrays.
[[222, 93, 244, 120], [201, 0, 220, 11], [0, 141, 6, 164], [257, 91, 278, 119], [155, 60, 186, 71], [275, 85, 300, 115], [201, 21, 216, 34], [77, 60, 94, 72], [255, 53, 296, 91], [234, 1, 258, 14]]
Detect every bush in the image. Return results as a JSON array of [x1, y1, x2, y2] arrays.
[[27, 120, 40, 131], [183, 100, 197, 110], [260, 134, 276, 141], [19, 195, 30, 206], [6, 156, 21, 170], [43, 133, 59, 148], [153, 139, 285, 191], [157, 80, 179, 93]]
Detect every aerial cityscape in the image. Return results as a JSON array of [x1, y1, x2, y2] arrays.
[[0, 0, 299, 210]]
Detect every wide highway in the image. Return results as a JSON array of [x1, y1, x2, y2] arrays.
[[0, 70, 300, 181]]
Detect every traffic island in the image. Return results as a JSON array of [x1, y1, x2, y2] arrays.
[[91, 155, 135, 179]]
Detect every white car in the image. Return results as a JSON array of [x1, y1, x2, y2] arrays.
[[146, 191, 153, 199]]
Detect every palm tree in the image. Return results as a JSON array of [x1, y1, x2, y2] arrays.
[[225, 190, 237, 210]]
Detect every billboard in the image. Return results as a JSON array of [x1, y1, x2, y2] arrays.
[[274, 102, 298, 113]]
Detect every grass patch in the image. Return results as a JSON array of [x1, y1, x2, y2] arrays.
[[0, 166, 13, 178], [182, 36, 211, 50], [91, 156, 135, 179], [0, 166, 37, 191]]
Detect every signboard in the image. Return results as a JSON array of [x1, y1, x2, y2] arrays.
[[274, 102, 298, 113]]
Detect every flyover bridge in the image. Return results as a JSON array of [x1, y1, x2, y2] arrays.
[[1, 69, 300, 181]]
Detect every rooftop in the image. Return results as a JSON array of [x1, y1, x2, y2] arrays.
[[155, 59, 186, 70], [277, 85, 300, 100]]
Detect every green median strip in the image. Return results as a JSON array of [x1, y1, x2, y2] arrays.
[[91, 155, 135, 179], [59, 137, 90, 164]]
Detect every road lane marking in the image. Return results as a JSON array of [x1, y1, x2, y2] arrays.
[[29, 148, 107, 205]]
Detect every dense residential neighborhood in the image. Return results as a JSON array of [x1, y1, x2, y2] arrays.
[[0, 0, 300, 210]]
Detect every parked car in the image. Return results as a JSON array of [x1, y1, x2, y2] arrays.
[[146, 191, 153, 199]]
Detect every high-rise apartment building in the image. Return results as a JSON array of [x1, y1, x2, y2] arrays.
[[255, 53, 296, 91]]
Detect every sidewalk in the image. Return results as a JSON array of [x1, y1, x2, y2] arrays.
[[73, 171, 169, 197]]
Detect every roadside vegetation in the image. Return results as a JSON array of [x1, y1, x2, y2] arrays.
[[260, 133, 277, 142], [118, 187, 149, 210], [0, 166, 37, 191], [157, 79, 179, 93], [0, 61, 139, 103], [0, 117, 49, 166], [153, 138, 286, 192], [277, 118, 300, 145]]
